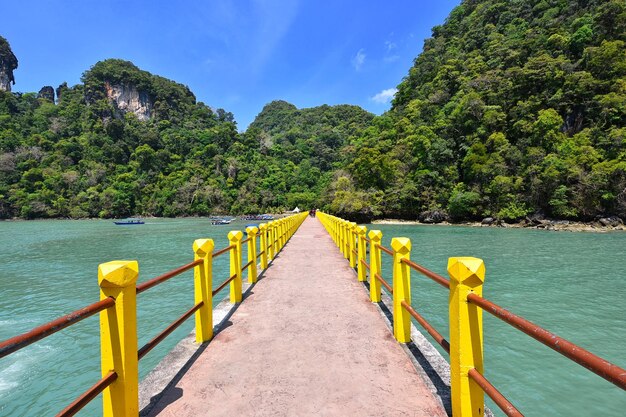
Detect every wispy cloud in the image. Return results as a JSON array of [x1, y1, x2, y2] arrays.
[[352, 48, 366, 71], [385, 41, 397, 52], [371, 88, 397, 104]]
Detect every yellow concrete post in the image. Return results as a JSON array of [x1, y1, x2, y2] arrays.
[[246, 226, 259, 283], [259, 223, 268, 269], [193, 239, 214, 343], [345, 221, 352, 259], [348, 222, 357, 268], [267, 221, 274, 260], [448, 257, 485, 417], [356, 226, 367, 282], [369, 230, 383, 302], [391, 237, 412, 343], [99, 260, 139, 417], [273, 220, 279, 256], [228, 230, 243, 303], [342, 221, 349, 258]]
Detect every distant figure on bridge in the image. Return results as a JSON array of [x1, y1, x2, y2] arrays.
[[309, 209, 316, 217]]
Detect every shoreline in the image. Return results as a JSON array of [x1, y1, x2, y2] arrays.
[[372, 219, 625, 232]]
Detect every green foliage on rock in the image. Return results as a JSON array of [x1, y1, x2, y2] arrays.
[[343, 0, 626, 221]]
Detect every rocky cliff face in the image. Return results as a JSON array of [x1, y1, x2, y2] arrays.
[[0, 36, 18, 92], [37, 86, 55, 102], [104, 82, 153, 120]]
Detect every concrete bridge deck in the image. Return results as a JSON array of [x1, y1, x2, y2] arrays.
[[144, 218, 447, 416]]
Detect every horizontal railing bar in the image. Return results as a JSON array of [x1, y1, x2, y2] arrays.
[[376, 244, 394, 256], [401, 300, 450, 353], [138, 301, 204, 360], [374, 273, 393, 294], [136, 259, 202, 295], [257, 250, 265, 257], [364, 237, 371, 243], [241, 259, 253, 270], [401, 258, 450, 289], [241, 237, 251, 244], [213, 244, 235, 258], [467, 293, 626, 390], [212, 273, 238, 297], [351, 249, 357, 256], [360, 259, 370, 270], [0, 297, 115, 359], [467, 368, 523, 417], [56, 371, 118, 417]]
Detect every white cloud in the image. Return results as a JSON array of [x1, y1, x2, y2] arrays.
[[352, 48, 366, 71], [371, 88, 398, 104], [385, 41, 397, 52]]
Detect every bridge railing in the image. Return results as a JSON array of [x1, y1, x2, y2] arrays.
[[316, 211, 626, 417], [0, 212, 308, 417]]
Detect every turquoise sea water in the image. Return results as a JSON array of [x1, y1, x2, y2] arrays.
[[0, 219, 624, 416]]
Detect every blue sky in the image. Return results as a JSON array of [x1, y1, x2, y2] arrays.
[[3, 0, 460, 130]]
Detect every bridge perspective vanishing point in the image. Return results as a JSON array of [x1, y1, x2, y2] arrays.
[[0, 212, 624, 416]]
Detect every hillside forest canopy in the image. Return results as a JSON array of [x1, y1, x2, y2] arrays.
[[0, 0, 625, 222]]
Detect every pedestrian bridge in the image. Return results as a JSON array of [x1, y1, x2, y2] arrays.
[[1, 212, 624, 416]]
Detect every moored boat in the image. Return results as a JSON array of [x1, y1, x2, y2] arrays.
[[113, 218, 145, 225]]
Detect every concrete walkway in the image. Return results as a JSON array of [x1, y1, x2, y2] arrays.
[[146, 218, 447, 417]]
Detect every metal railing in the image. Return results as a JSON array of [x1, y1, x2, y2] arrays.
[[315, 211, 626, 417], [0, 212, 309, 417]]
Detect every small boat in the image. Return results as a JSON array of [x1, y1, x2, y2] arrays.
[[114, 218, 144, 225], [211, 219, 232, 225]]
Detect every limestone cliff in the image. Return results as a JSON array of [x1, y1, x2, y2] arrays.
[[105, 81, 153, 120], [37, 86, 55, 102], [0, 36, 18, 92]]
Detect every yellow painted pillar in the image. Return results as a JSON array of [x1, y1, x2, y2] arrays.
[[99, 260, 139, 417], [344, 221, 351, 259], [259, 223, 268, 269], [348, 222, 357, 268], [267, 221, 275, 260], [193, 239, 214, 343], [273, 220, 279, 256], [369, 230, 382, 302], [448, 257, 485, 417], [391, 237, 412, 343], [341, 220, 349, 258], [228, 230, 243, 303], [246, 226, 259, 283], [356, 225, 367, 282]]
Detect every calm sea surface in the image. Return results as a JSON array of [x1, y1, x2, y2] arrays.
[[0, 219, 624, 416]]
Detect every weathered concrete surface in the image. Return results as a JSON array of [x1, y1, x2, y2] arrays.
[[145, 218, 447, 416]]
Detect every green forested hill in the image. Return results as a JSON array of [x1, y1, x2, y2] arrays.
[[1, 0, 625, 221], [0, 57, 374, 218], [338, 0, 626, 221]]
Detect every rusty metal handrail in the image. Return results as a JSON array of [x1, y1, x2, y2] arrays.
[[0, 297, 115, 359], [467, 293, 626, 390], [467, 368, 523, 417], [400, 258, 450, 289], [364, 237, 371, 243], [136, 259, 203, 294], [138, 301, 204, 360], [257, 250, 265, 257], [400, 300, 450, 353], [360, 259, 370, 270], [213, 273, 238, 297], [376, 243, 394, 256], [242, 237, 251, 244], [351, 249, 357, 256], [241, 259, 253, 271], [374, 272, 393, 294], [213, 244, 235, 258], [56, 371, 118, 417]]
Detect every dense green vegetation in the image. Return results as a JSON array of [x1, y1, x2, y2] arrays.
[[341, 0, 626, 221], [1, 0, 625, 221], [0, 59, 373, 218]]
